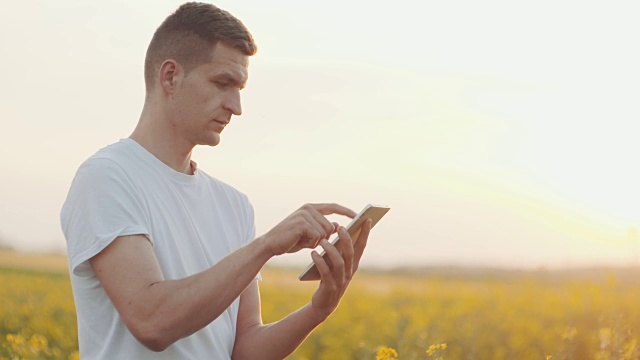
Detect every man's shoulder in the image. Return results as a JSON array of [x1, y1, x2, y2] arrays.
[[68, 140, 143, 191], [77, 139, 144, 174], [84, 139, 135, 165]]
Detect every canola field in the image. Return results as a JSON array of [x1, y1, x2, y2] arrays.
[[2, 255, 640, 360]]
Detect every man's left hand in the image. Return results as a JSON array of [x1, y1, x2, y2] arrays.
[[309, 218, 372, 320]]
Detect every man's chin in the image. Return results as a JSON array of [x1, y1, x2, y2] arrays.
[[200, 134, 221, 147]]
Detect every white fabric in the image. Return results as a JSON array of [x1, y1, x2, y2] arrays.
[[61, 138, 256, 359]]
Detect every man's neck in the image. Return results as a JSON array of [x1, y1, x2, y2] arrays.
[[130, 106, 195, 175]]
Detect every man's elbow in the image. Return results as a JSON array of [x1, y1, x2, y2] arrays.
[[138, 336, 170, 353], [129, 320, 175, 352]]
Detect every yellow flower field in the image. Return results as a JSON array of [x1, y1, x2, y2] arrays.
[[2, 253, 640, 359], [0, 267, 78, 360]]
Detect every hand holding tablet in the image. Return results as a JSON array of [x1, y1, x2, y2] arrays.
[[298, 204, 390, 281]]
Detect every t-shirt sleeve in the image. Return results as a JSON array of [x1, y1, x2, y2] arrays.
[[61, 157, 151, 278]]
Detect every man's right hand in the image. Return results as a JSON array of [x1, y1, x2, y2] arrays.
[[261, 203, 357, 256]]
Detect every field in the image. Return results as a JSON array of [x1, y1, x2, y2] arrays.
[[2, 250, 640, 359]]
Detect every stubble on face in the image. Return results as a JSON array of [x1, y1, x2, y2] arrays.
[[171, 43, 249, 148]]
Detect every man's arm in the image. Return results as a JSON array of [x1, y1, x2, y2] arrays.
[[90, 203, 356, 352], [91, 233, 270, 352], [232, 220, 372, 360]]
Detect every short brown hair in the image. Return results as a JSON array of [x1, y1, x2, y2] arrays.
[[144, 2, 257, 91]]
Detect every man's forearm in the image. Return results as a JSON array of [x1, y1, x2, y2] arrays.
[[233, 222, 368, 359], [101, 235, 274, 351], [233, 303, 327, 360]]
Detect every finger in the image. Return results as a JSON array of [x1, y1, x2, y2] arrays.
[[306, 215, 335, 248], [324, 222, 341, 249], [319, 239, 346, 286], [352, 219, 372, 273], [311, 250, 336, 290], [335, 226, 354, 279], [295, 210, 326, 244], [295, 217, 322, 248], [308, 203, 357, 218], [302, 205, 337, 239]]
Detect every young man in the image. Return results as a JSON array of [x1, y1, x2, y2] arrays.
[[60, 2, 371, 359]]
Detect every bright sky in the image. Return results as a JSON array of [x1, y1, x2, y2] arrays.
[[1, 0, 639, 269]]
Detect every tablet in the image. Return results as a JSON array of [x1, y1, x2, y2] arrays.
[[298, 204, 390, 281]]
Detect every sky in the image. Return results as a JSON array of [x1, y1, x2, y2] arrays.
[[1, 0, 639, 269]]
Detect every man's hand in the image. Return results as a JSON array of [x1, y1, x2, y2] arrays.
[[232, 207, 371, 360], [309, 218, 372, 320], [261, 203, 356, 256]]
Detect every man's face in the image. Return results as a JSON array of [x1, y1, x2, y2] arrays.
[[172, 42, 249, 147]]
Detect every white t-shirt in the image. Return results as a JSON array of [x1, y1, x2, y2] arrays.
[[61, 138, 256, 359]]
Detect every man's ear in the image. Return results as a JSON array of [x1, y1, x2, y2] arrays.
[[158, 59, 181, 96]]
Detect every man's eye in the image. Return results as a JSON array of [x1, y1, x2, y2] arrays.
[[214, 81, 228, 88]]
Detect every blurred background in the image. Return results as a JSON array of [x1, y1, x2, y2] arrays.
[[1, 0, 639, 269]]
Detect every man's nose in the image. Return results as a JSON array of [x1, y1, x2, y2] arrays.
[[223, 91, 242, 116]]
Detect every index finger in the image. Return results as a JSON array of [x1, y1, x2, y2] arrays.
[[309, 203, 356, 218], [335, 226, 354, 276]]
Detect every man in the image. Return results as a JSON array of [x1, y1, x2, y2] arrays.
[[60, 2, 371, 359]]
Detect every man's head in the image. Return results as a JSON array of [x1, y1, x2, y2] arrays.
[[144, 2, 257, 93], [142, 2, 257, 148]]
